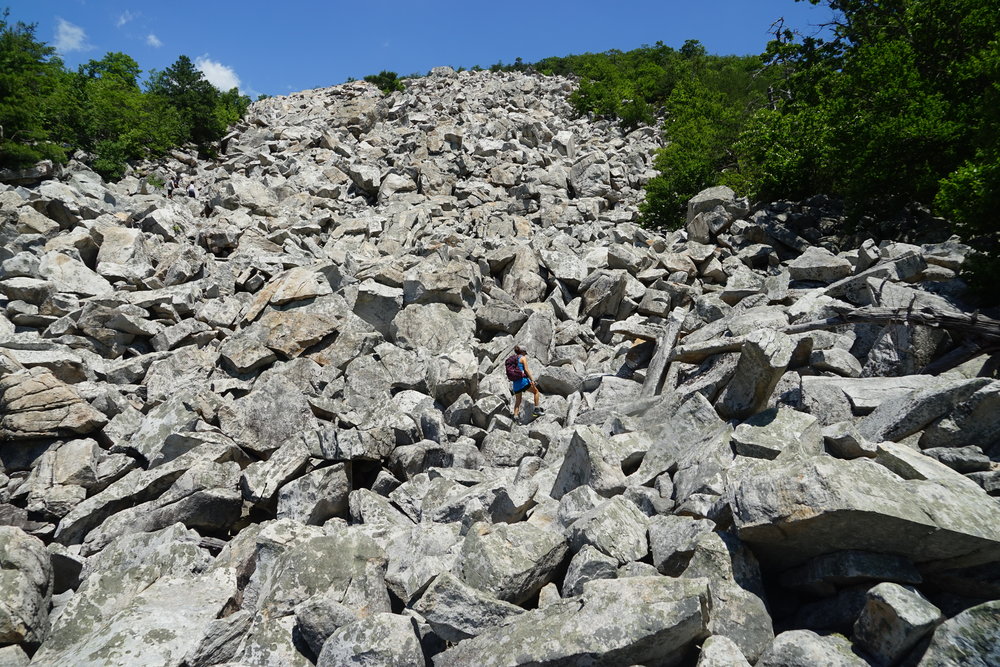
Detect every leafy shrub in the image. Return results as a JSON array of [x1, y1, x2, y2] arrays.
[[363, 70, 405, 95]]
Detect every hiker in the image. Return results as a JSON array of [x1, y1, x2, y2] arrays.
[[166, 178, 174, 197], [187, 182, 197, 198], [506, 345, 543, 419]]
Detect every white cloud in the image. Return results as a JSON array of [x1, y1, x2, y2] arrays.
[[195, 56, 242, 92], [116, 11, 137, 28], [54, 18, 90, 53], [147, 34, 163, 48]]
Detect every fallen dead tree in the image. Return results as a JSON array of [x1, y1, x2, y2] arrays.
[[668, 305, 1000, 376]]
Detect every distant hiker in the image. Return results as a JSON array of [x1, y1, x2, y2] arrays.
[[506, 345, 543, 419], [187, 183, 197, 198], [166, 178, 174, 197]]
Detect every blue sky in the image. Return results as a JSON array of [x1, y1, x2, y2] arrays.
[[9, 1, 837, 98]]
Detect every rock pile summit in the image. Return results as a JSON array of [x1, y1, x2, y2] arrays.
[[1, 67, 999, 666]]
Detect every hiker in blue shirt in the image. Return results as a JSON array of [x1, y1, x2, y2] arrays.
[[506, 345, 543, 419]]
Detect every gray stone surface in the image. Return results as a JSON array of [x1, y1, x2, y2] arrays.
[[853, 582, 943, 666], [0, 369, 108, 440], [731, 456, 1000, 571], [550, 425, 627, 499], [731, 407, 822, 460], [859, 378, 991, 443], [0, 527, 52, 648], [455, 521, 567, 605], [562, 544, 619, 597], [567, 496, 649, 565], [917, 600, 1000, 666], [316, 613, 424, 667], [696, 635, 751, 667], [435, 577, 711, 667], [412, 572, 523, 642], [649, 515, 717, 576], [715, 329, 794, 420], [756, 629, 868, 666], [682, 531, 773, 662], [276, 463, 351, 525], [31, 524, 235, 667]]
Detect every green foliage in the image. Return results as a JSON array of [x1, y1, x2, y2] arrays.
[[560, 43, 683, 130], [0, 9, 67, 168], [0, 9, 252, 179], [732, 105, 832, 203], [513, 42, 776, 228], [635, 0, 1000, 288], [147, 55, 231, 148], [636, 55, 775, 228], [641, 78, 732, 226], [740, 0, 999, 222], [363, 70, 405, 95]]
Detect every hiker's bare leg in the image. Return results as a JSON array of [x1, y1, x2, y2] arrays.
[[513, 393, 522, 417], [532, 385, 540, 408]]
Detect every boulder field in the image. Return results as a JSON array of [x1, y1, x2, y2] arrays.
[[1, 67, 998, 665]]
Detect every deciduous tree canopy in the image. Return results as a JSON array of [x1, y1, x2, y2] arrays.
[[0, 9, 251, 179]]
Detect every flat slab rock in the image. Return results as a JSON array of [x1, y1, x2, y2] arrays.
[[434, 576, 711, 667], [0, 368, 108, 440], [730, 455, 1000, 571]]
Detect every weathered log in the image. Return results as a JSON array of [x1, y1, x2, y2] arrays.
[[640, 307, 687, 397], [666, 305, 1000, 373], [785, 305, 1000, 342]]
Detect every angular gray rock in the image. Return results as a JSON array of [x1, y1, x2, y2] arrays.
[[715, 329, 794, 420], [731, 407, 822, 460], [384, 522, 463, 604], [31, 524, 236, 667], [916, 600, 1000, 666], [731, 456, 1000, 571], [276, 463, 351, 525], [435, 577, 711, 667], [566, 496, 649, 565], [649, 515, 717, 576], [0, 369, 108, 440], [455, 521, 567, 605], [54, 438, 246, 545], [316, 613, 424, 667], [682, 531, 774, 662], [562, 544, 619, 596], [0, 527, 52, 649], [853, 582, 943, 666], [858, 377, 991, 443], [550, 425, 627, 499], [756, 629, 868, 666], [697, 635, 752, 667], [411, 572, 523, 642], [4, 67, 999, 667]]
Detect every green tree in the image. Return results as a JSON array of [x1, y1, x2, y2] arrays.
[[737, 0, 998, 222], [147, 55, 225, 147], [0, 9, 66, 167], [640, 72, 748, 227], [0, 8, 252, 179], [69, 52, 185, 178]]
